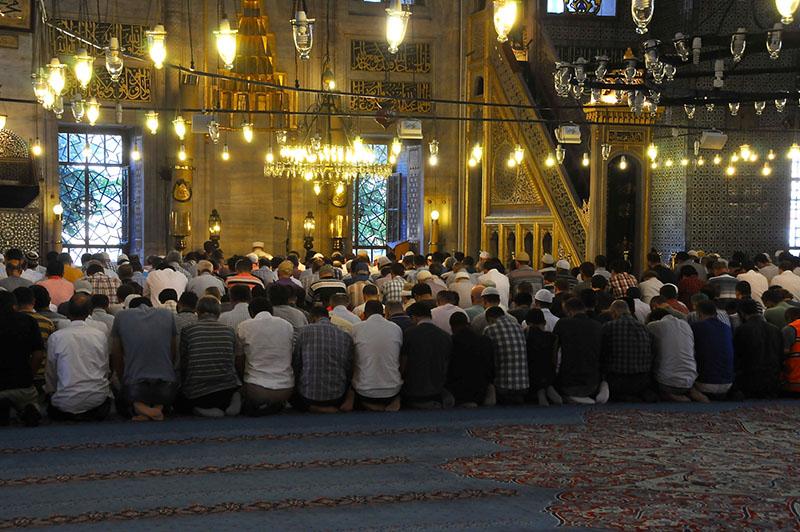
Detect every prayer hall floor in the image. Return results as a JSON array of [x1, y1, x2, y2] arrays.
[[0, 401, 797, 530]]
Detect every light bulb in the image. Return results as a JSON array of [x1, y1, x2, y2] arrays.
[[768, 149, 776, 160], [214, 15, 238, 69], [386, 0, 411, 54], [430, 209, 440, 221], [178, 143, 187, 161], [130, 144, 141, 162], [697, 156, 705, 166], [750, 153, 758, 162], [47, 57, 66, 96], [665, 159, 673, 167], [145, 111, 159, 135], [739, 144, 751, 161], [115, 101, 123, 124], [242, 123, 254, 143], [788, 143, 800, 160], [73, 48, 93, 89], [731, 153, 740, 163], [52, 96, 64, 118], [321, 66, 336, 91], [265, 151, 274, 163], [71, 97, 85, 122], [726, 165, 736, 176], [468, 157, 477, 168], [84, 97, 100, 126], [389, 154, 397, 165], [172, 116, 186, 140], [545, 154, 555, 168], [493, 0, 518, 43], [82, 142, 91, 160], [471, 143, 483, 162], [646, 143, 658, 161], [776, 0, 800, 24], [105, 37, 124, 82], [429, 154, 439, 166], [304, 170, 313, 181], [31, 138, 42, 156], [146, 24, 167, 69], [582, 152, 590, 167], [631, 0, 655, 35], [713, 154, 722, 165], [41, 87, 55, 110], [619, 155, 628, 170], [762, 163, 772, 176], [221, 143, 230, 161], [650, 161, 658, 169], [313, 182, 322, 195], [335, 181, 345, 195], [514, 145, 524, 164], [680, 157, 689, 166], [391, 137, 402, 156], [506, 157, 517, 168], [52, 203, 63, 216]]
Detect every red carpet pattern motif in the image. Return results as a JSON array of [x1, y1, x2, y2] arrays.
[[444, 406, 800, 529]]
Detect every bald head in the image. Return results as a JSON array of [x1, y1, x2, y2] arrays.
[[470, 284, 486, 305]]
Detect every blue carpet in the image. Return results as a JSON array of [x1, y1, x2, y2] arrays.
[[0, 401, 794, 530]]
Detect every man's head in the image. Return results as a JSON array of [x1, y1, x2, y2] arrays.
[[234, 259, 252, 274], [364, 300, 384, 318], [762, 288, 784, 309], [5, 261, 23, 278], [735, 280, 752, 299], [229, 284, 252, 304], [436, 290, 459, 307], [248, 297, 273, 318], [659, 283, 678, 300], [611, 259, 631, 274], [158, 288, 178, 304], [515, 251, 531, 267], [384, 301, 405, 318], [513, 291, 533, 309], [524, 308, 546, 329], [90, 293, 110, 311], [318, 264, 335, 279], [390, 262, 405, 278], [66, 293, 92, 320], [86, 263, 104, 276], [308, 305, 330, 323], [786, 307, 800, 325], [277, 260, 295, 279], [406, 302, 432, 324], [128, 296, 152, 309], [711, 259, 729, 277], [30, 285, 51, 311], [330, 293, 350, 308], [12, 286, 34, 311], [0, 291, 16, 315], [411, 282, 433, 301], [696, 300, 718, 320], [196, 260, 214, 275], [58, 252, 73, 266], [609, 299, 631, 320], [362, 283, 380, 302], [481, 287, 501, 308], [25, 251, 39, 269], [470, 284, 486, 305], [591, 274, 609, 291], [196, 296, 221, 318], [579, 261, 595, 280], [449, 310, 470, 334], [533, 289, 553, 309], [173, 292, 195, 313], [485, 305, 505, 324], [563, 297, 587, 317], [754, 253, 771, 268], [779, 260, 794, 273], [45, 260, 64, 278], [268, 284, 291, 306], [646, 251, 662, 267], [738, 298, 760, 319]]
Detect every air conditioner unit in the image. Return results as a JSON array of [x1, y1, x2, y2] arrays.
[[555, 124, 581, 144], [397, 119, 423, 140], [699, 130, 728, 150]]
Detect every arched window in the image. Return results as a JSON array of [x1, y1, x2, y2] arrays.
[[546, 0, 616, 16]]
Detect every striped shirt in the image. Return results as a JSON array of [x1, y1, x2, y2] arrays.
[[179, 317, 240, 399], [20, 310, 54, 381]]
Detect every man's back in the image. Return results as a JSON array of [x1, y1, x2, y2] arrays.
[[508, 266, 543, 294], [47, 321, 109, 413], [186, 274, 226, 298], [294, 318, 353, 401], [273, 304, 308, 330], [553, 314, 601, 393], [733, 316, 781, 396], [238, 313, 295, 390], [351, 315, 403, 397], [180, 319, 238, 399], [448, 328, 494, 403], [648, 315, 697, 389], [112, 307, 176, 385], [0, 311, 42, 391], [601, 315, 653, 375], [402, 321, 451, 399], [691, 318, 734, 385], [484, 315, 529, 392]]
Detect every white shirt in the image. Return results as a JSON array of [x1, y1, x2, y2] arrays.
[[431, 303, 467, 334], [633, 299, 650, 324], [539, 307, 560, 332], [237, 311, 295, 390], [46, 321, 110, 414], [478, 269, 511, 308], [737, 270, 768, 305], [219, 302, 252, 330], [451, 279, 475, 309], [758, 263, 780, 282], [647, 315, 697, 389], [185, 273, 226, 298], [770, 270, 800, 301], [143, 269, 187, 307], [351, 314, 403, 398], [639, 277, 664, 304], [90, 309, 115, 332], [330, 305, 361, 325], [21, 268, 44, 283]]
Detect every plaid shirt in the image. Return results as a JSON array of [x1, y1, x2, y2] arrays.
[[381, 276, 405, 304], [601, 314, 653, 375], [293, 318, 354, 401], [483, 315, 529, 392], [86, 273, 122, 303], [609, 272, 638, 299]]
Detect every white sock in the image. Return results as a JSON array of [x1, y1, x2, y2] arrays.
[[193, 407, 225, 418], [595, 381, 610, 404], [225, 392, 242, 416], [537, 388, 549, 406]]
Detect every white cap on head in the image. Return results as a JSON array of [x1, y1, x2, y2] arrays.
[[541, 253, 555, 265], [252, 241, 265, 249], [404, 251, 415, 257], [246, 253, 259, 263], [454, 271, 471, 280], [556, 259, 571, 270], [687, 250, 699, 257], [416, 270, 433, 282], [377, 255, 391, 267], [534, 289, 554, 303], [481, 287, 500, 297], [313, 252, 325, 260], [479, 250, 491, 260]]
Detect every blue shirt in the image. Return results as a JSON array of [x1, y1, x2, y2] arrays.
[[690, 318, 734, 385]]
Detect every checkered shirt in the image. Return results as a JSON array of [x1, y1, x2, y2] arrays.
[[601, 314, 653, 375], [293, 318, 354, 401], [381, 276, 405, 304], [609, 272, 638, 299], [87, 273, 122, 303], [483, 314, 529, 392]]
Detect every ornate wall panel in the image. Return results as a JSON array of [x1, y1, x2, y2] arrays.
[[0, 209, 39, 253], [351, 40, 431, 73], [649, 135, 686, 256], [0, 130, 33, 184], [49, 19, 152, 102], [405, 146, 423, 244], [350, 81, 431, 113], [490, 124, 543, 206]]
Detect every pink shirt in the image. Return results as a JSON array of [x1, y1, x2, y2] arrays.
[[37, 276, 75, 306]]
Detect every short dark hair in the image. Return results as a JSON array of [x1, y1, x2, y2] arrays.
[[178, 291, 198, 310], [762, 288, 784, 305], [248, 297, 273, 317], [117, 283, 138, 302], [738, 299, 760, 316], [592, 275, 609, 290], [524, 308, 545, 325], [437, 290, 459, 305], [406, 302, 432, 318], [12, 286, 34, 307], [0, 291, 16, 314], [411, 283, 432, 298], [90, 293, 110, 309], [648, 308, 670, 322], [68, 294, 92, 319], [46, 260, 64, 277], [785, 307, 800, 324], [362, 284, 379, 297], [563, 297, 586, 315], [390, 263, 405, 276], [513, 292, 533, 307], [735, 280, 752, 296], [268, 284, 290, 306], [196, 296, 221, 317], [449, 311, 469, 329], [229, 284, 252, 303], [364, 300, 384, 317], [128, 297, 152, 308], [30, 285, 51, 310], [579, 262, 596, 277], [485, 306, 505, 321], [158, 288, 178, 303], [659, 284, 678, 299], [696, 300, 718, 317], [626, 286, 642, 299], [308, 305, 330, 319], [236, 259, 252, 273], [86, 263, 104, 276]]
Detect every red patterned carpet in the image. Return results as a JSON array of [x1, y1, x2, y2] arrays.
[[443, 406, 800, 530]]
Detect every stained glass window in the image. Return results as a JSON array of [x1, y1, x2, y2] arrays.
[[57, 130, 128, 262], [353, 144, 390, 260], [547, 0, 616, 16]]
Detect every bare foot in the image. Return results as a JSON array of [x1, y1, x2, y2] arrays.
[[339, 389, 354, 412], [134, 402, 165, 421], [689, 388, 710, 403], [385, 397, 401, 412], [309, 405, 339, 414], [132, 415, 149, 422]]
